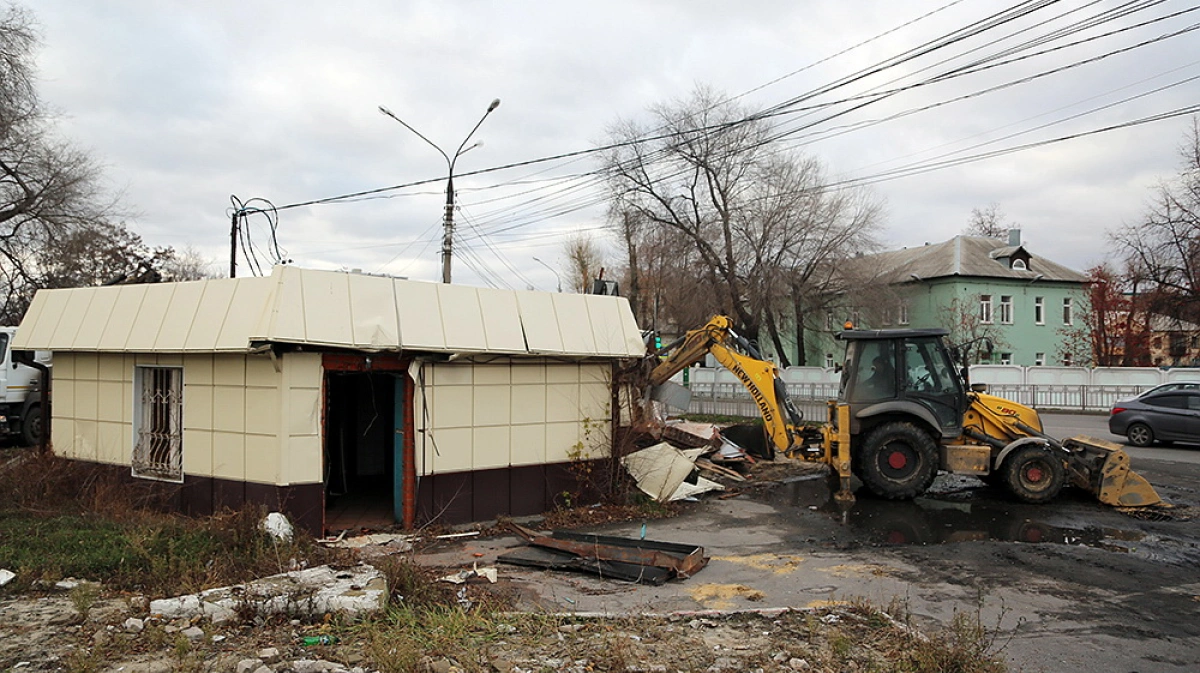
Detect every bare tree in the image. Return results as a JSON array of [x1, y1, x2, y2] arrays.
[[0, 6, 145, 321], [937, 296, 1009, 363], [603, 86, 882, 353], [965, 203, 1014, 238], [562, 231, 605, 293], [1111, 118, 1200, 323]]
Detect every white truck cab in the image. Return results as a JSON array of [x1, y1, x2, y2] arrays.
[[0, 326, 51, 445]]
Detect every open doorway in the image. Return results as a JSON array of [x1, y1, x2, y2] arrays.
[[323, 371, 403, 533]]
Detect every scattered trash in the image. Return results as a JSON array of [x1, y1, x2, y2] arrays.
[[261, 512, 293, 542], [301, 635, 338, 646], [436, 531, 481, 540], [716, 435, 748, 460], [321, 532, 415, 551], [498, 522, 708, 585], [0, 569, 14, 586], [621, 442, 724, 502], [438, 563, 499, 584]]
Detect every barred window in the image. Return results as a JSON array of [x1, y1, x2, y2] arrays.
[[132, 366, 183, 482]]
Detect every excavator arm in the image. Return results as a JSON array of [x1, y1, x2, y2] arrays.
[[648, 316, 805, 455]]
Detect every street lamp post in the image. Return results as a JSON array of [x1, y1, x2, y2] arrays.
[[379, 99, 500, 283], [532, 256, 562, 293]]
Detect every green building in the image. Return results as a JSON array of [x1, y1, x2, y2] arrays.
[[802, 231, 1088, 368]]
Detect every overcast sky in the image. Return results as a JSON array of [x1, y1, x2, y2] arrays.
[[29, 1, 1200, 291]]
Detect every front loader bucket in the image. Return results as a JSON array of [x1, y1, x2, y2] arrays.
[[1061, 436, 1162, 507]]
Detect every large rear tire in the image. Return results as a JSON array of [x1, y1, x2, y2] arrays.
[[1001, 445, 1064, 504], [20, 405, 42, 447], [857, 421, 938, 500], [1126, 422, 1154, 447]]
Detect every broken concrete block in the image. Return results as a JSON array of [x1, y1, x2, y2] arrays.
[[182, 625, 206, 641], [291, 660, 344, 673], [258, 647, 281, 662], [236, 660, 263, 673], [123, 617, 144, 633], [150, 564, 386, 623]]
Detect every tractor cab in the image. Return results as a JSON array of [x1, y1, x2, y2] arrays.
[[838, 329, 966, 439]]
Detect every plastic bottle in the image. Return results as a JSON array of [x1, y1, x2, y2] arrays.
[[301, 635, 338, 646]]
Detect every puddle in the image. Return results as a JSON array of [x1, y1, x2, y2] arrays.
[[841, 498, 1144, 549], [764, 473, 1145, 550]]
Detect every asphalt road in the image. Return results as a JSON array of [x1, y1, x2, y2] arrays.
[[1041, 411, 1200, 465]]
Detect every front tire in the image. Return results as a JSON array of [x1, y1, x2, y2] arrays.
[[1126, 422, 1154, 447], [857, 421, 938, 500], [21, 405, 42, 447], [1001, 445, 1065, 504]]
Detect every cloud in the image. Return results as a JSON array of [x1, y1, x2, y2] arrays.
[[29, 0, 1200, 289]]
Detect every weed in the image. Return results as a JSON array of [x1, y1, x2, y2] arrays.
[[69, 582, 101, 621]]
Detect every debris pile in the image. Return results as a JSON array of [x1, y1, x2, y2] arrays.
[[497, 521, 708, 585]]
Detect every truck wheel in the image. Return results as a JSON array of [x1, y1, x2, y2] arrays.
[[1125, 422, 1154, 447], [857, 421, 938, 500], [21, 405, 42, 447], [1001, 445, 1064, 504]]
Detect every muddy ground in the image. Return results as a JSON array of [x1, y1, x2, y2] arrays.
[[414, 454, 1200, 673], [2, 451, 1197, 672]]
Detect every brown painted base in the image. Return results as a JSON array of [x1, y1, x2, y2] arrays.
[[58, 458, 613, 538], [415, 458, 613, 528], [49, 461, 325, 536]]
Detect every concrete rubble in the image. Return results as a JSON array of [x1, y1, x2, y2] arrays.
[[149, 564, 387, 624]]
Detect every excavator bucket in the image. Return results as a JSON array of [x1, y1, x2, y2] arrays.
[[1061, 436, 1162, 507]]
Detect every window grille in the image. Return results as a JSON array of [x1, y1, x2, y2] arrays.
[[132, 366, 183, 482]]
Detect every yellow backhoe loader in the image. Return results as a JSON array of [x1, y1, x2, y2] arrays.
[[647, 315, 1161, 508]]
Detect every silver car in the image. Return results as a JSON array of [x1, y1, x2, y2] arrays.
[[1109, 388, 1200, 447]]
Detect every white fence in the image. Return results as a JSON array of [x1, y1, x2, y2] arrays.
[[672, 365, 1200, 417]]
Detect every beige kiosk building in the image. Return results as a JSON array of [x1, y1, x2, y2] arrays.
[[14, 266, 643, 535]]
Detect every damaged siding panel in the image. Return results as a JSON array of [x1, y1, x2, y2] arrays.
[[347, 273, 400, 349], [258, 267, 306, 345], [585, 295, 643, 355], [281, 353, 322, 485], [517, 292, 564, 354], [478, 289, 527, 353], [395, 280, 446, 350], [554, 294, 597, 355], [439, 284, 489, 352], [299, 267, 354, 348], [217, 276, 279, 351]]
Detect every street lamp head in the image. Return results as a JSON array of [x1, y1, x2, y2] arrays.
[[488, 98, 501, 112]]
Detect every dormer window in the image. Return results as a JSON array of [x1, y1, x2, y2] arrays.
[[1012, 259, 1027, 270]]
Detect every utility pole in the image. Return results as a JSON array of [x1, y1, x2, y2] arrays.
[[379, 99, 500, 283]]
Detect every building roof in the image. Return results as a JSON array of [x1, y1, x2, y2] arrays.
[[867, 235, 1085, 284], [13, 265, 645, 358]]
